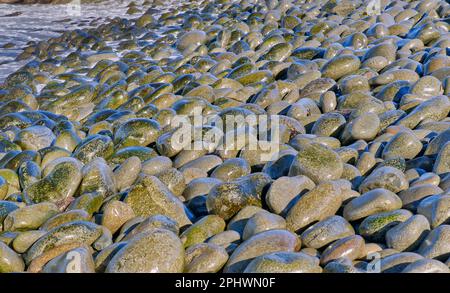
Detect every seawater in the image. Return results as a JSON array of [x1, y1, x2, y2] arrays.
[[0, 0, 155, 82]]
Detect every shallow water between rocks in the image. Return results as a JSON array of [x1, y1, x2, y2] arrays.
[[0, 0, 163, 82]]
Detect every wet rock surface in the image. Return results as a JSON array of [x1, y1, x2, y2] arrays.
[[0, 0, 449, 274]]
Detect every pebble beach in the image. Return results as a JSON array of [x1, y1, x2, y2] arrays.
[[0, 0, 449, 273]]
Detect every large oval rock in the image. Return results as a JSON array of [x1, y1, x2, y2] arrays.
[[311, 112, 346, 137], [206, 174, 271, 221], [359, 166, 409, 193], [183, 177, 223, 201], [341, 113, 380, 143], [101, 200, 135, 234], [244, 251, 322, 273], [15, 125, 55, 151], [402, 258, 450, 273], [114, 118, 160, 148], [343, 188, 403, 221], [320, 235, 366, 265], [397, 96, 450, 129], [210, 158, 251, 182], [113, 156, 141, 192], [242, 211, 286, 240], [40, 209, 90, 231], [301, 216, 355, 249], [25, 157, 83, 210], [417, 225, 450, 261], [141, 156, 173, 176], [80, 157, 116, 198], [72, 134, 114, 164], [0, 241, 25, 273], [359, 209, 413, 242], [3, 202, 58, 231], [382, 131, 422, 160], [177, 30, 207, 52], [121, 215, 180, 241], [180, 215, 225, 248], [265, 175, 315, 215], [24, 221, 102, 264], [417, 195, 450, 229], [399, 184, 444, 212], [206, 181, 259, 220], [363, 42, 397, 64], [385, 215, 430, 252], [184, 243, 228, 273]]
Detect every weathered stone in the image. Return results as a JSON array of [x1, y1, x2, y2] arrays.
[[242, 211, 286, 240], [3, 202, 59, 231], [288, 142, 343, 184], [359, 209, 413, 242], [286, 181, 343, 232], [385, 215, 430, 251], [402, 258, 450, 273], [101, 200, 135, 234], [42, 246, 95, 273], [184, 243, 229, 273], [265, 175, 315, 215], [380, 252, 424, 273], [206, 174, 271, 221], [180, 215, 225, 248], [417, 225, 450, 261], [113, 156, 141, 191], [223, 229, 301, 273], [320, 235, 366, 265], [24, 221, 102, 264], [106, 228, 184, 273], [344, 188, 403, 221], [301, 216, 355, 249], [244, 251, 322, 273], [359, 166, 409, 194], [25, 157, 83, 210], [12, 230, 46, 254], [124, 175, 192, 227], [0, 241, 25, 273]]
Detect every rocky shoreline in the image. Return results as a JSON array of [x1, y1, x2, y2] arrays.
[[0, 0, 449, 273], [0, 0, 100, 4]]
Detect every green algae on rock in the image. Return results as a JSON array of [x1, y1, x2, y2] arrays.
[[124, 175, 192, 227], [0, 0, 449, 274], [106, 228, 184, 273], [24, 220, 102, 264]]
